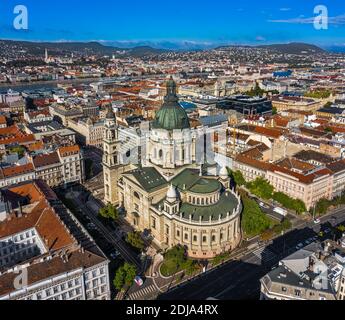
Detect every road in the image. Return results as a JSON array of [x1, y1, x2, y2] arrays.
[[157, 208, 345, 300], [70, 187, 142, 269]]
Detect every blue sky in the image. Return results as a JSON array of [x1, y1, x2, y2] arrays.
[[0, 0, 345, 47]]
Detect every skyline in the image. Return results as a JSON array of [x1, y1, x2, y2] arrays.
[[0, 0, 345, 50]]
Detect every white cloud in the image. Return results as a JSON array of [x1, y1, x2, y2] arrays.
[[269, 14, 345, 25], [256, 36, 266, 41], [280, 8, 291, 11]]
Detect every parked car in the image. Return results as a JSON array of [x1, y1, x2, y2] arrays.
[[273, 207, 288, 217], [259, 202, 270, 209], [314, 219, 321, 225], [110, 251, 121, 259], [296, 243, 303, 250], [134, 276, 144, 287]]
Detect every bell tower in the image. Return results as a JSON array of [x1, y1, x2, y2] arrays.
[[103, 106, 121, 205]]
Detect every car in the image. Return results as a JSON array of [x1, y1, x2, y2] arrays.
[[296, 243, 303, 250], [314, 219, 321, 224], [305, 239, 311, 245], [259, 202, 270, 209], [312, 236, 318, 241], [324, 228, 331, 234], [134, 276, 144, 287], [110, 251, 121, 259]]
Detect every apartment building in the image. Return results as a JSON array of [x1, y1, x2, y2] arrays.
[[261, 240, 345, 300], [68, 118, 105, 149], [58, 145, 85, 184], [0, 180, 110, 300], [0, 163, 36, 188], [32, 152, 63, 187], [234, 154, 334, 210], [267, 164, 333, 210], [0, 145, 84, 189]]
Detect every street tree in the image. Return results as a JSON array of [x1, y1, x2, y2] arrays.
[[113, 263, 137, 292], [99, 203, 119, 220], [126, 231, 145, 251]]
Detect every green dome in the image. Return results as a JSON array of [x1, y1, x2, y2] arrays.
[[152, 77, 190, 130]]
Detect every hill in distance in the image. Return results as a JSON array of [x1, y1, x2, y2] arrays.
[[0, 40, 167, 58], [216, 42, 326, 55], [256, 42, 326, 55]]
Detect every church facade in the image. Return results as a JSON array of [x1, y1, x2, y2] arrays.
[[103, 77, 242, 259]]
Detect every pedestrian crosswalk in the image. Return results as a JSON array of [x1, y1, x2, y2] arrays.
[[252, 247, 276, 264], [127, 284, 158, 300]]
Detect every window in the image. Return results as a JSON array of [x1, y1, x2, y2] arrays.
[[152, 217, 156, 229], [203, 236, 207, 243], [184, 233, 188, 241], [282, 287, 287, 292], [176, 230, 180, 237], [193, 235, 197, 242]]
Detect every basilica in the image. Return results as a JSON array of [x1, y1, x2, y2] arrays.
[[102, 77, 242, 259]]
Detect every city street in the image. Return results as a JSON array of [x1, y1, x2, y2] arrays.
[[157, 208, 345, 300]]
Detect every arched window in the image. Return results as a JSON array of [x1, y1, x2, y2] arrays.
[[193, 235, 197, 242], [159, 149, 163, 159], [184, 233, 189, 241], [134, 191, 140, 199], [203, 236, 207, 243], [212, 235, 216, 242]]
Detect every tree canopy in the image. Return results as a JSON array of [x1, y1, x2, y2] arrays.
[[99, 204, 119, 220], [126, 231, 145, 251], [304, 89, 332, 99], [227, 168, 246, 187], [161, 245, 188, 276], [273, 192, 306, 214], [113, 263, 137, 292], [247, 177, 274, 200], [241, 195, 272, 237]]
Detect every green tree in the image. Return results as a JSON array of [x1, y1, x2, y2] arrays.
[[99, 204, 119, 220], [183, 259, 199, 276], [304, 90, 332, 99], [227, 168, 246, 187], [241, 195, 272, 237], [113, 263, 137, 291], [272, 107, 278, 115], [245, 82, 265, 97], [273, 192, 306, 214], [161, 245, 187, 276], [126, 231, 145, 251], [9, 145, 26, 158], [315, 198, 331, 216], [247, 177, 274, 200]]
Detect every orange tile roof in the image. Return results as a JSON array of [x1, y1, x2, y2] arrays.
[[0, 115, 6, 125], [0, 181, 75, 252], [254, 126, 283, 139], [58, 145, 80, 157], [1, 163, 35, 178]]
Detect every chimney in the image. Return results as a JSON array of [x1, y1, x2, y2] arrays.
[[17, 202, 23, 218]]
